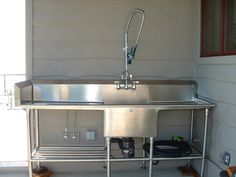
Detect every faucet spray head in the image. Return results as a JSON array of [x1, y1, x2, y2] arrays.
[[127, 46, 137, 64]]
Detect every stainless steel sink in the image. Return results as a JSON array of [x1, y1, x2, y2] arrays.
[[104, 108, 158, 137], [15, 79, 214, 138], [15, 79, 197, 105]]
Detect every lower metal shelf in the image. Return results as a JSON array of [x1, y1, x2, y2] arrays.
[[32, 146, 107, 162], [31, 145, 203, 162], [153, 145, 203, 161]]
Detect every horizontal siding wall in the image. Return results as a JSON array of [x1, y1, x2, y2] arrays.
[[195, 0, 236, 175], [32, 0, 196, 79], [197, 62, 236, 168], [193, 1, 236, 176], [39, 110, 104, 146], [38, 110, 191, 147]]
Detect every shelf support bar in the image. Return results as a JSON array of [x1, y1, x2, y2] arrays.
[[27, 109, 33, 177], [35, 109, 41, 168], [188, 109, 194, 167], [200, 108, 209, 177], [149, 137, 154, 177], [106, 137, 111, 177]]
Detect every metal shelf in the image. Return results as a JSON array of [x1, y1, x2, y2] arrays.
[[151, 145, 203, 161], [25, 107, 211, 177], [31, 146, 107, 162], [31, 145, 202, 162]]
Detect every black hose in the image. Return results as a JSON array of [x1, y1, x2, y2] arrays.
[[143, 140, 192, 158]]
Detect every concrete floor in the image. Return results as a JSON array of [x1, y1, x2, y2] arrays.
[[0, 168, 193, 177]]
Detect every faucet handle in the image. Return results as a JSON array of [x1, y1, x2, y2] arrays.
[[132, 80, 139, 90], [114, 81, 121, 90], [127, 46, 137, 64], [130, 74, 133, 80], [124, 84, 129, 90]]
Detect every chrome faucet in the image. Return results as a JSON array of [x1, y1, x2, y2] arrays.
[[115, 71, 139, 90], [124, 8, 145, 66], [115, 8, 145, 90]]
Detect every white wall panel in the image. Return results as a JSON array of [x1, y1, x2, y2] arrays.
[[198, 78, 236, 105], [198, 64, 236, 83], [197, 53, 236, 174], [192, 0, 236, 174]]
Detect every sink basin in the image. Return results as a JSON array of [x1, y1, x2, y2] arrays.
[[104, 108, 158, 137]]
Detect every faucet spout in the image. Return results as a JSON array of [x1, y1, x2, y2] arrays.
[[115, 9, 144, 90], [124, 8, 145, 65]]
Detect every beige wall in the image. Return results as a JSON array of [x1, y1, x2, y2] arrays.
[[32, 0, 196, 79]]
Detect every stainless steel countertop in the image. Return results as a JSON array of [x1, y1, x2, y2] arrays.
[[19, 98, 214, 110], [15, 79, 214, 110]]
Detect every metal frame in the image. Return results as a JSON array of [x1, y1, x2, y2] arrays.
[[26, 107, 210, 177], [26, 109, 33, 177], [20, 80, 213, 177]]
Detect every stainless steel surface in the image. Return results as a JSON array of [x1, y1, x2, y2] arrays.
[[189, 110, 194, 146], [188, 109, 194, 167], [200, 109, 209, 177], [15, 79, 214, 110], [31, 158, 107, 162], [16, 79, 214, 177], [26, 108, 210, 176], [32, 146, 107, 162], [26, 109, 33, 177], [35, 109, 40, 151], [104, 108, 158, 137], [103, 84, 148, 104], [149, 137, 154, 177], [38, 146, 106, 150], [106, 138, 111, 177], [110, 158, 151, 162], [15, 80, 32, 106], [16, 103, 214, 110], [30, 145, 203, 162], [33, 84, 103, 103], [149, 84, 195, 102]]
